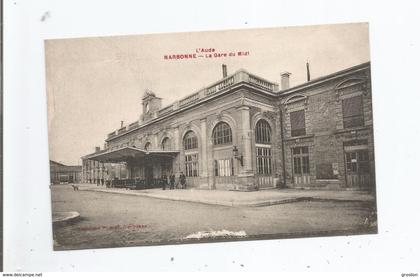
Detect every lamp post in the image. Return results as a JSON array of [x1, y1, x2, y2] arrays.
[[233, 145, 244, 167]]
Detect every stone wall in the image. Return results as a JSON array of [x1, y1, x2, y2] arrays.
[[280, 66, 374, 190], [84, 63, 375, 191]]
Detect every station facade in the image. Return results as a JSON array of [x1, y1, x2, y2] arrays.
[[82, 62, 374, 191]]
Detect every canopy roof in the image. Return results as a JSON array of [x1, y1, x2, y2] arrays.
[[86, 146, 179, 163]]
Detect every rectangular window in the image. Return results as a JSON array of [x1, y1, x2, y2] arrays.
[[214, 159, 233, 176], [290, 110, 306, 137], [292, 146, 310, 175], [342, 95, 364, 128], [316, 163, 337, 179], [185, 153, 199, 177], [345, 150, 369, 174], [256, 147, 272, 175]]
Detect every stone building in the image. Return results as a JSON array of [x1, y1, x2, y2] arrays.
[[50, 160, 82, 184], [81, 62, 374, 191]]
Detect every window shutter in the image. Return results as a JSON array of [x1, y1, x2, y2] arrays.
[[291, 110, 305, 129], [290, 110, 306, 136], [342, 96, 363, 117], [342, 95, 364, 128]]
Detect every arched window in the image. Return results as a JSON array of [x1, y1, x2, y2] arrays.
[[183, 131, 198, 150], [212, 122, 232, 145], [161, 137, 171, 150], [255, 120, 272, 176], [255, 120, 271, 144], [144, 142, 151, 151], [183, 131, 199, 177]]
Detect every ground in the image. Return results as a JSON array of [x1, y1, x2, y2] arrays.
[[51, 185, 377, 250]]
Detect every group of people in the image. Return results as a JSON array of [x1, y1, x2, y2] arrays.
[[161, 172, 187, 190]]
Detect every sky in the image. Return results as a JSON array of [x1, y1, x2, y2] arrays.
[[45, 23, 370, 165]]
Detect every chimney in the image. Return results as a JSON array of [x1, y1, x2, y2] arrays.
[[306, 61, 311, 81], [281, 72, 291, 90], [222, 64, 227, 78], [95, 146, 100, 152]]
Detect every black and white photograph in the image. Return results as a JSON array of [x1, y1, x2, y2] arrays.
[[4, 0, 420, 273], [46, 23, 377, 250]]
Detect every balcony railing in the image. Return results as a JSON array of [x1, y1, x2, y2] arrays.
[[248, 74, 279, 91], [108, 70, 278, 139], [128, 121, 139, 130], [179, 92, 200, 107], [117, 126, 127, 134], [158, 104, 174, 116], [206, 71, 278, 96], [206, 75, 235, 96]]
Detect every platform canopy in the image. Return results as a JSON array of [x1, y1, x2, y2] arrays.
[[86, 146, 179, 163]]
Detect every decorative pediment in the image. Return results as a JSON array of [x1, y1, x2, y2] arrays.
[[335, 78, 368, 99], [284, 94, 308, 111], [336, 78, 365, 89]]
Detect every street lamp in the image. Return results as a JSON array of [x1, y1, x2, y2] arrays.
[[233, 145, 244, 166]]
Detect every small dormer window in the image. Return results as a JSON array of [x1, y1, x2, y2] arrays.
[[145, 103, 150, 113]]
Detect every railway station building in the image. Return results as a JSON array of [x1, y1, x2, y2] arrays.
[[81, 62, 374, 191]]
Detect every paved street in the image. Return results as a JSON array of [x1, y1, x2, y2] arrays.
[[52, 185, 377, 250], [81, 184, 375, 207]]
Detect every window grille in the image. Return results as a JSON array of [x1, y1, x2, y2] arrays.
[[183, 131, 198, 150], [214, 159, 234, 176], [342, 95, 364, 128], [255, 120, 271, 144], [256, 147, 272, 175], [212, 122, 232, 145], [290, 110, 306, 137], [185, 153, 199, 177], [292, 146, 310, 175]]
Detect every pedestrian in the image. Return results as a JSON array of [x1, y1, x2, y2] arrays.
[[161, 174, 167, 190], [105, 173, 111, 188], [179, 172, 186, 189], [169, 174, 175, 190]]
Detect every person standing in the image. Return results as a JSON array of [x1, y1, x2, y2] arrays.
[[179, 172, 186, 189], [161, 174, 167, 190], [169, 174, 175, 190]]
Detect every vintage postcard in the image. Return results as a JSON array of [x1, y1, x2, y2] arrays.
[[46, 23, 377, 250]]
